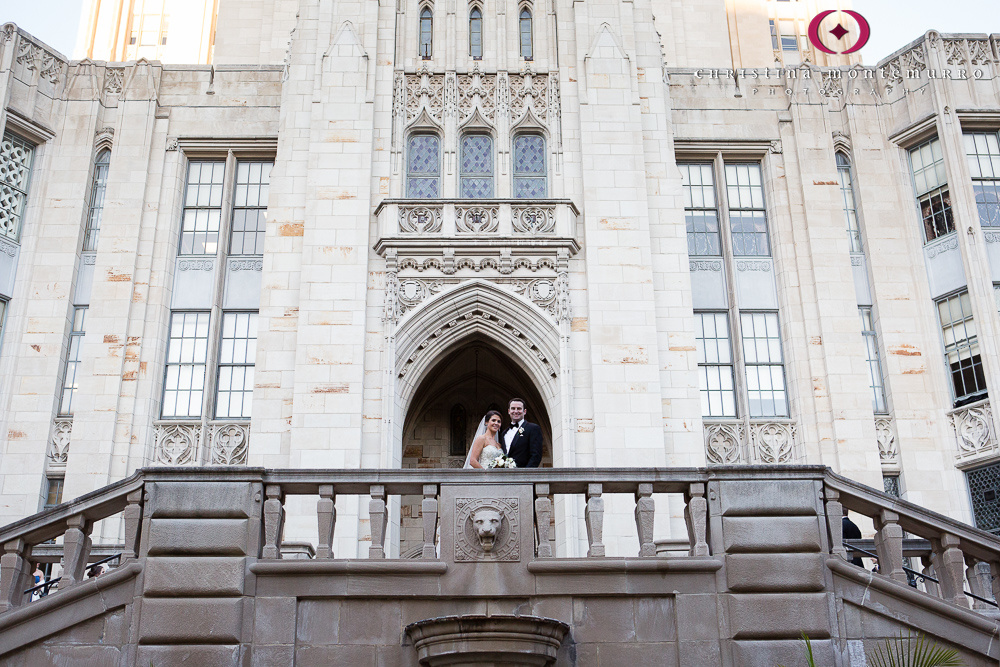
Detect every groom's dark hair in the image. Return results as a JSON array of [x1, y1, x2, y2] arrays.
[[508, 398, 526, 409]]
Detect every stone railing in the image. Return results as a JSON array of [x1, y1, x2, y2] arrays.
[[948, 398, 998, 466], [703, 419, 797, 464], [151, 420, 250, 466], [374, 199, 579, 238]]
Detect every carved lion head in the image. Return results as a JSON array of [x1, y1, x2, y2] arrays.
[[471, 508, 503, 552]]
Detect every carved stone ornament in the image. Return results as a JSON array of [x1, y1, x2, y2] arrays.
[[399, 205, 443, 234], [0, 238, 18, 258], [48, 419, 72, 467], [104, 67, 125, 96], [510, 279, 558, 316], [210, 423, 249, 465], [926, 236, 959, 259], [735, 260, 771, 272], [178, 259, 214, 271], [749, 421, 796, 463], [454, 498, 520, 562], [153, 423, 201, 465], [875, 417, 899, 465], [689, 259, 723, 272], [15, 36, 65, 85], [230, 258, 263, 272], [951, 401, 998, 461], [513, 206, 555, 234], [455, 205, 499, 233], [398, 278, 444, 313], [704, 422, 744, 464]]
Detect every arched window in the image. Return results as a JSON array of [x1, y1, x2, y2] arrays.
[[407, 134, 441, 198], [84, 149, 111, 251], [835, 153, 862, 253], [460, 134, 494, 198], [513, 133, 546, 198], [469, 7, 483, 59], [419, 7, 433, 59], [519, 7, 533, 60]]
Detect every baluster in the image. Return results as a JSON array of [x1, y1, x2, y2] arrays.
[[534, 484, 553, 558], [990, 560, 1000, 606], [685, 483, 710, 557], [62, 515, 93, 586], [585, 484, 605, 557], [919, 554, 940, 597], [0, 539, 29, 611], [824, 487, 847, 561], [122, 489, 143, 563], [635, 484, 656, 557], [316, 485, 336, 559], [369, 485, 387, 559], [933, 533, 969, 608], [262, 485, 285, 559], [421, 485, 438, 559], [873, 509, 906, 583], [965, 556, 991, 610]]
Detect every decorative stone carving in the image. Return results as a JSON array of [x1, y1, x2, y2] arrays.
[[14, 36, 64, 85], [48, 419, 72, 468], [398, 255, 556, 274], [455, 205, 499, 233], [454, 498, 519, 562], [405, 72, 446, 123], [457, 72, 497, 122], [510, 73, 548, 120], [968, 39, 993, 66], [820, 71, 844, 98], [229, 259, 263, 271], [398, 278, 444, 314], [104, 68, 124, 96], [510, 279, 557, 316], [82, 253, 96, 265], [399, 205, 443, 233], [749, 421, 796, 463], [178, 259, 214, 271], [984, 232, 1000, 244], [210, 423, 249, 465], [735, 260, 771, 272], [876, 417, 899, 465], [926, 236, 959, 258], [153, 423, 201, 465], [689, 259, 723, 272], [943, 39, 967, 66], [704, 422, 744, 464], [513, 206, 555, 234], [950, 400, 998, 462], [0, 238, 17, 258]]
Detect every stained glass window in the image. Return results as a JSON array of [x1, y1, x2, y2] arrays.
[[0, 131, 35, 242], [470, 8, 483, 59], [419, 7, 433, 59], [519, 8, 533, 60], [83, 149, 110, 252], [407, 134, 441, 199], [460, 134, 494, 198], [513, 134, 546, 199]]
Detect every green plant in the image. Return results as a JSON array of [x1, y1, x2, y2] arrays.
[[867, 631, 962, 667]]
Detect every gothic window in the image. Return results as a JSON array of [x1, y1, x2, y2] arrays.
[[449, 404, 467, 456], [0, 131, 35, 242], [836, 153, 863, 253], [741, 312, 788, 418], [695, 312, 736, 417], [216, 312, 257, 419], [512, 134, 546, 198], [860, 307, 888, 414], [908, 138, 954, 243], [43, 476, 64, 510], [83, 149, 110, 252], [230, 161, 271, 255], [725, 163, 770, 256], [883, 474, 901, 497], [470, 7, 483, 60], [680, 163, 721, 256], [58, 307, 87, 416], [965, 131, 1000, 228], [936, 290, 987, 406], [419, 7, 433, 59], [968, 462, 1000, 535], [460, 134, 494, 198], [519, 8, 533, 60], [407, 134, 441, 198], [180, 161, 225, 255], [162, 312, 210, 418], [769, 20, 778, 50]]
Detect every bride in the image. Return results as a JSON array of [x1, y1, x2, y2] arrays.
[[463, 410, 504, 469]]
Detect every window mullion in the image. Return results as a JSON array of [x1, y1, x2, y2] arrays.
[[715, 154, 750, 423]]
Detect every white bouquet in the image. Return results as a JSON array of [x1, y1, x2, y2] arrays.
[[487, 455, 517, 469]]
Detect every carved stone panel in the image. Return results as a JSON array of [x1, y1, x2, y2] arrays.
[[454, 497, 520, 562]]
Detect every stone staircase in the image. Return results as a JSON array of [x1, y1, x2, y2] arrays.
[[0, 466, 996, 666]]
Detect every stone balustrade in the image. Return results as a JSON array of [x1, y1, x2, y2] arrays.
[[0, 466, 997, 665], [374, 198, 579, 238]]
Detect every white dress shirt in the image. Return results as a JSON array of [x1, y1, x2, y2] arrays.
[[504, 419, 523, 451]]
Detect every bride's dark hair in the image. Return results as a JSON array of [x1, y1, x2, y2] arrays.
[[484, 409, 503, 424]]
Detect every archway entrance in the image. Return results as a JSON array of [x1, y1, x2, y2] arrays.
[[398, 337, 552, 556]]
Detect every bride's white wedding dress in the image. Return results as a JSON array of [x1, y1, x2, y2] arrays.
[[477, 442, 504, 468]]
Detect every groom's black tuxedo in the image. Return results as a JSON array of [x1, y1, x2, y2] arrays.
[[503, 420, 543, 468]]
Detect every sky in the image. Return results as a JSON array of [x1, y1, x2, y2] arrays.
[[0, 0, 996, 64]]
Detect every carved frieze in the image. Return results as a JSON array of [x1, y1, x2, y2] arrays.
[[455, 205, 499, 233], [512, 206, 555, 234], [454, 497, 520, 562], [399, 205, 443, 234], [178, 259, 214, 271], [951, 400, 998, 462], [704, 422, 744, 464], [749, 421, 796, 463]]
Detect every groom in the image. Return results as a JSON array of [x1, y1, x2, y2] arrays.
[[502, 398, 543, 468]]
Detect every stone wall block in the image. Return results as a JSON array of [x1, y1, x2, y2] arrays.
[[137, 644, 240, 666], [146, 518, 249, 556], [718, 480, 820, 516], [143, 557, 247, 596], [721, 517, 822, 553], [137, 598, 244, 644], [252, 596, 296, 645], [145, 482, 258, 518], [731, 639, 836, 667], [726, 593, 831, 639], [724, 554, 826, 592]]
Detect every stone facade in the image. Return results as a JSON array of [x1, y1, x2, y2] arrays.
[[0, 1, 999, 565]]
